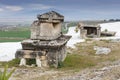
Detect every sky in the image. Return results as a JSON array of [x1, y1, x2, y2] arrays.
[[0, 0, 120, 22]]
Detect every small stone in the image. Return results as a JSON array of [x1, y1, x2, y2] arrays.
[[94, 46, 111, 55]]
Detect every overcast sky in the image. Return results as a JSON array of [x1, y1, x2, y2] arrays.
[[0, 0, 120, 22]]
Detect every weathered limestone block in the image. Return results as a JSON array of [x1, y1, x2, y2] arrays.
[[15, 50, 37, 59], [31, 22, 62, 40], [21, 35, 71, 50], [59, 46, 67, 61], [16, 47, 66, 67], [80, 30, 87, 39], [41, 60, 48, 67], [30, 21, 39, 39]]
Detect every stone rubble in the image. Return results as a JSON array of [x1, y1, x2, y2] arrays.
[[94, 46, 111, 55]]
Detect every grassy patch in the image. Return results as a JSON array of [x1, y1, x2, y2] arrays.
[[0, 29, 30, 42], [0, 38, 25, 42], [60, 40, 120, 71], [0, 31, 30, 38], [0, 59, 20, 67], [59, 54, 97, 70]]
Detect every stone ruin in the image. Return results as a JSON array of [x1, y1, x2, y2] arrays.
[[78, 23, 101, 38], [15, 11, 71, 68], [78, 23, 116, 39]]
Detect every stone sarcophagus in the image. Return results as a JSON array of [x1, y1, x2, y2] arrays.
[[15, 11, 71, 68], [78, 23, 101, 38]]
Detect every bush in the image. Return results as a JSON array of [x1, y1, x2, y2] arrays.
[[74, 27, 79, 33], [104, 29, 108, 32]]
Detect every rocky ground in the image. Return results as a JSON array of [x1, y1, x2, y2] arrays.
[[1, 39, 120, 80], [4, 59, 120, 80], [57, 60, 120, 80]]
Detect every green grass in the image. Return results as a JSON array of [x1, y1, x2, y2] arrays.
[[0, 59, 20, 67], [59, 54, 97, 70], [59, 55, 95, 71], [0, 30, 30, 38], [0, 39, 23, 42], [59, 40, 120, 71], [0, 29, 30, 42], [0, 65, 15, 80]]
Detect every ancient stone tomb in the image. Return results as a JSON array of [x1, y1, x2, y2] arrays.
[[15, 11, 71, 67], [78, 23, 101, 38]]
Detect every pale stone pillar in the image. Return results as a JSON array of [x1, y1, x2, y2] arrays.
[[81, 30, 87, 39], [36, 58, 42, 67], [19, 58, 26, 66], [97, 26, 101, 38]]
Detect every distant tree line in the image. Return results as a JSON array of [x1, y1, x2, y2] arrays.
[[109, 19, 120, 22]]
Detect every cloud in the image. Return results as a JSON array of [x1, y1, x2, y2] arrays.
[[5, 6, 23, 11], [0, 8, 4, 12], [0, 3, 52, 12], [27, 4, 53, 10]]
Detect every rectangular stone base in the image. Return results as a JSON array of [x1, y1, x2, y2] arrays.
[[15, 45, 67, 67]]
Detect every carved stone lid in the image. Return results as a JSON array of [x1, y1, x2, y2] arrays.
[[22, 35, 71, 48], [37, 11, 64, 22]]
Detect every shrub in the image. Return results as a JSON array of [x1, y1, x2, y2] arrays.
[[0, 65, 15, 80], [104, 29, 108, 32], [74, 27, 79, 33]]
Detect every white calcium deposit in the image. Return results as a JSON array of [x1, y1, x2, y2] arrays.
[[66, 26, 85, 48], [0, 42, 21, 61]]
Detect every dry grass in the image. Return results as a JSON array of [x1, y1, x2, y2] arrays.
[[60, 40, 120, 71]]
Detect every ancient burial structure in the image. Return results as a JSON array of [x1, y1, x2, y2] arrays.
[[101, 31, 116, 36], [78, 23, 101, 38], [15, 11, 71, 68]]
